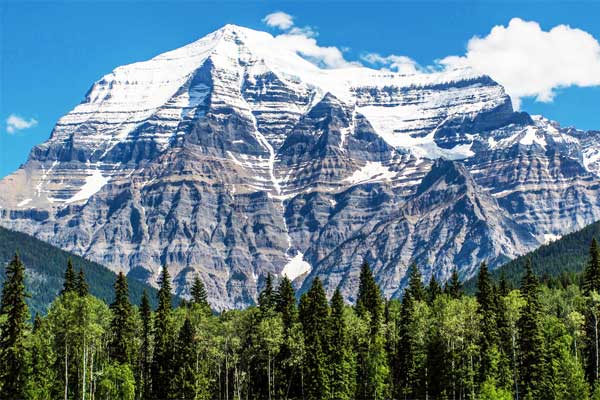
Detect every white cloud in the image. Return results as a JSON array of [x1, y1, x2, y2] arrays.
[[6, 114, 38, 134], [439, 18, 600, 109], [262, 11, 357, 69], [361, 53, 421, 75], [262, 12, 294, 30]]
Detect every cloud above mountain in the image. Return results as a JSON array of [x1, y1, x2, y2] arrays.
[[440, 18, 600, 109], [6, 114, 38, 134], [263, 13, 600, 109]]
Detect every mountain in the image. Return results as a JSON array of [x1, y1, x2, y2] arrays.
[[1, 24, 599, 308], [0, 226, 162, 317], [464, 219, 600, 292]]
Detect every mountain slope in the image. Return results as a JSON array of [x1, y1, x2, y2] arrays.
[[1, 24, 599, 308], [0, 226, 163, 317], [464, 219, 600, 291]]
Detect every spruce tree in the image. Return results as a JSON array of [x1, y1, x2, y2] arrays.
[[476, 262, 500, 383], [151, 266, 175, 400], [190, 275, 211, 316], [174, 317, 197, 400], [139, 290, 153, 400], [61, 258, 76, 295], [299, 277, 330, 400], [330, 288, 354, 399], [585, 238, 600, 295], [275, 276, 301, 399], [356, 261, 383, 332], [76, 268, 89, 297], [427, 274, 442, 304], [109, 272, 136, 365], [446, 268, 463, 298], [276, 276, 297, 330], [406, 263, 425, 302], [0, 254, 30, 398], [259, 273, 276, 313], [518, 260, 546, 398]]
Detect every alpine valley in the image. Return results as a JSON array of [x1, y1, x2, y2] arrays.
[[2, 25, 600, 309]]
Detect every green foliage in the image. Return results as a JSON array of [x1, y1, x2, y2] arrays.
[[97, 362, 135, 400], [0, 226, 163, 317]]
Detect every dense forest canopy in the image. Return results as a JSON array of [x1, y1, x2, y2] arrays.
[[3, 239, 600, 399]]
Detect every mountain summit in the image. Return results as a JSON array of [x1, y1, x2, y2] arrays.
[[2, 25, 600, 308]]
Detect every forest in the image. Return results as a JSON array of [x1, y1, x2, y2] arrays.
[[3, 241, 600, 399]]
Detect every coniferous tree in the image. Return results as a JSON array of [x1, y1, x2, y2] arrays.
[[330, 288, 355, 400], [584, 238, 600, 295], [174, 317, 197, 400], [109, 272, 136, 365], [518, 260, 546, 398], [446, 268, 463, 298], [275, 276, 301, 399], [428, 274, 442, 304], [61, 258, 76, 295], [356, 261, 383, 332], [259, 273, 277, 313], [139, 290, 153, 400], [0, 254, 30, 398], [406, 263, 426, 302], [76, 268, 89, 297], [299, 277, 330, 400], [190, 275, 211, 315], [151, 266, 175, 400], [477, 261, 500, 383]]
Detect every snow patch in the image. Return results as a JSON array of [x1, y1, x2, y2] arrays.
[[343, 161, 396, 184], [17, 198, 32, 207], [543, 233, 561, 244], [65, 170, 110, 204], [281, 252, 312, 281]]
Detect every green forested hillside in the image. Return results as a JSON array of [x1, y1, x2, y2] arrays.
[[0, 226, 161, 316], [465, 220, 600, 291]]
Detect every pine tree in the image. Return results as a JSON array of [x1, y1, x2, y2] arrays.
[[61, 258, 76, 295], [584, 238, 600, 295], [109, 272, 136, 365], [275, 276, 301, 399], [174, 317, 197, 400], [476, 262, 500, 384], [518, 260, 546, 398], [0, 254, 30, 398], [299, 277, 330, 400], [190, 275, 211, 315], [427, 274, 442, 304], [151, 266, 175, 400], [276, 276, 297, 330], [356, 261, 383, 332], [330, 288, 354, 399], [76, 268, 89, 297], [139, 290, 153, 400], [498, 271, 511, 297], [446, 268, 463, 298]]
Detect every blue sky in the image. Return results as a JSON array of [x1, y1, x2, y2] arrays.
[[2, 1, 600, 178]]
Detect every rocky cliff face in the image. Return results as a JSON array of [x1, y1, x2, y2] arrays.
[[1, 25, 599, 308]]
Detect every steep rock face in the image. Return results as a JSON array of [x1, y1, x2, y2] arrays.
[[1, 24, 599, 308]]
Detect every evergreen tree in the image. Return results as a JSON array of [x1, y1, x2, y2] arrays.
[[139, 290, 153, 400], [61, 258, 76, 295], [406, 263, 426, 302], [299, 277, 330, 400], [109, 272, 136, 365], [356, 261, 383, 332], [446, 268, 463, 298], [499, 271, 511, 297], [151, 266, 175, 400], [518, 260, 546, 398], [329, 288, 354, 399], [174, 317, 197, 400], [190, 275, 210, 315], [76, 268, 89, 297], [427, 274, 442, 304], [259, 273, 278, 313], [584, 238, 600, 295], [0, 254, 30, 398], [477, 261, 500, 383], [275, 276, 301, 399], [276, 276, 297, 330]]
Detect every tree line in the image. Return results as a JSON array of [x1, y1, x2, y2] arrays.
[[4, 240, 600, 399]]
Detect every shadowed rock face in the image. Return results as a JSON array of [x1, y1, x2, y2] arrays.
[[1, 25, 600, 309]]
